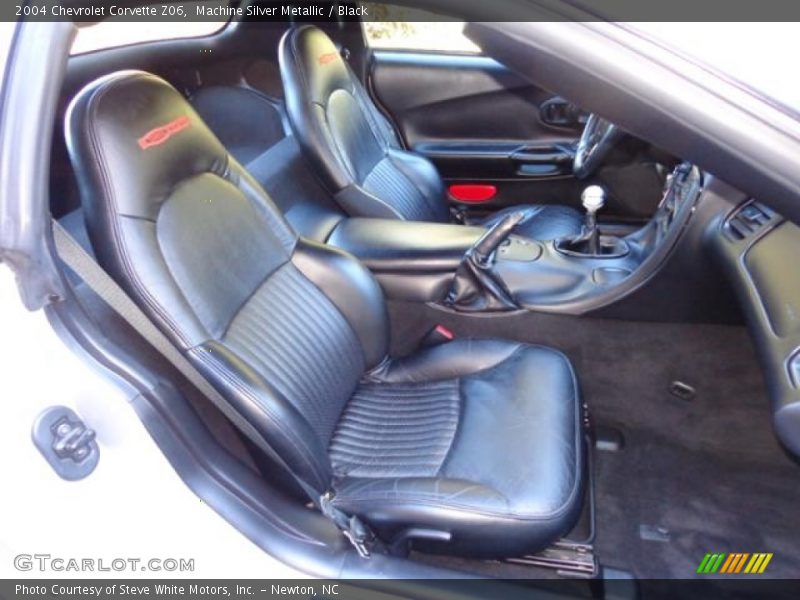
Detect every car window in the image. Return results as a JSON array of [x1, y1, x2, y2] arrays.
[[631, 23, 800, 114], [362, 3, 480, 53], [70, 2, 227, 55]]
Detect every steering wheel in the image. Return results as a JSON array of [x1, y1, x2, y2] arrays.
[[573, 114, 623, 179]]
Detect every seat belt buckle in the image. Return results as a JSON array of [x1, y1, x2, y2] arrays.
[[343, 516, 372, 559], [450, 205, 468, 224], [421, 324, 455, 348], [320, 492, 375, 559]]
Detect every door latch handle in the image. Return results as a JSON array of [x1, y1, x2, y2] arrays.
[[540, 97, 586, 128]]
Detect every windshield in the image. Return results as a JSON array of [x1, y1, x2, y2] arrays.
[[631, 23, 800, 114]]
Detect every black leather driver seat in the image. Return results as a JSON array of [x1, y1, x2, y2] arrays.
[[278, 25, 584, 241], [65, 71, 584, 557]]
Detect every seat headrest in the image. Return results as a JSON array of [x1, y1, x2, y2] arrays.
[[279, 25, 352, 105], [65, 70, 299, 349], [66, 70, 230, 222]]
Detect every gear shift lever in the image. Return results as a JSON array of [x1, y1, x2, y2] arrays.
[[581, 185, 605, 255], [555, 185, 627, 258]]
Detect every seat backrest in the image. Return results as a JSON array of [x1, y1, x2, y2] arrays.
[[191, 85, 346, 241], [66, 71, 389, 491], [279, 25, 449, 223]]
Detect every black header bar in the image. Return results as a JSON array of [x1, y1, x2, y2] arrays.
[[7, 0, 800, 23]]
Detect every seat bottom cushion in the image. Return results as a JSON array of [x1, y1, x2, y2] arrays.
[[328, 339, 584, 557], [481, 204, 583, 241]]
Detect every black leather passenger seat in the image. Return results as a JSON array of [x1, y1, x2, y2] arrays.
[[279, 25, 584, 241], [65, 70, 584, 557]]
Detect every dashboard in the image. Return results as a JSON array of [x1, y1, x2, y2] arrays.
[[713, 200, 800, 458]]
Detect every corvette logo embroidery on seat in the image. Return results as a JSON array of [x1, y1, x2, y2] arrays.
[[318, 52, 338, 65], [137, 116, 191, 149]]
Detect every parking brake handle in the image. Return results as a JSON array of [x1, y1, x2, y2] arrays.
[[444, 211, 525, 312], [472, 211, 528, 266]]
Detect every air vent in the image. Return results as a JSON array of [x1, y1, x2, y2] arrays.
[[725, 201, 773, 241]]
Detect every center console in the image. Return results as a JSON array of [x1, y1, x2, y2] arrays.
[[327, 163, 703, 315]]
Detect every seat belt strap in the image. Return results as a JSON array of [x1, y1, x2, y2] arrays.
[[51, 219, 378, 558]]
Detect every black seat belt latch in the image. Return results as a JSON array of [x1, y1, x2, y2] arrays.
[[450, 205, 468, 224], [320, 492, 376, 559], [421, 324, 455, 348]]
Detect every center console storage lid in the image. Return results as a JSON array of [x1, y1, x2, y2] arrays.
[[327, 218, 484, 272]]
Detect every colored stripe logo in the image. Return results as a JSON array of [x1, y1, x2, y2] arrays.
[[697, 552, 773, 574], [138, 115, 191, 150]]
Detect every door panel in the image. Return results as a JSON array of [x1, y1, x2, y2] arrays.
[[368, 51, 589, 214]]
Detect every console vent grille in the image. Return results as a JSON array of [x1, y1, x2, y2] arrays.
[[725, 202, 773, 241]]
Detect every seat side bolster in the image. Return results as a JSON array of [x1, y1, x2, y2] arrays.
[[385, 149, 450, 223], [190, 341, 333, 491], [333, 185, 405, 220], [370, 338, 523, 384], [333, 477, 510, 518], [278, 26, 354, 193], [292, 238, 389, 369]]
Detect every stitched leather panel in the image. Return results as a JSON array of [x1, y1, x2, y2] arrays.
[[441, 346, 581, 517], [326, 89, 384, 183], [158, 172, 291, 339], [223, 263, 364, 445], [362, 157, 432, 222], [329, 379, 460, 478], [331, 341, 584, 557]]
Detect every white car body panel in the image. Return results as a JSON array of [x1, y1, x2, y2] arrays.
[[0, 267, 303, 578]]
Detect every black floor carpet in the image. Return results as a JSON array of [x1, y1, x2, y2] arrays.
[[389, 303, 800, 580], [580, 321, 800, 580]]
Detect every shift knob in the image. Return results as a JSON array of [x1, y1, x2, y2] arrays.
[[581, 185, 606, 214]]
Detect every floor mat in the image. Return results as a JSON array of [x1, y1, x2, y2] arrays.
[[580, 322, 800, 579]]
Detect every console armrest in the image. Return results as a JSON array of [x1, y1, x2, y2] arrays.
[[327, 218, 484, 272]]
